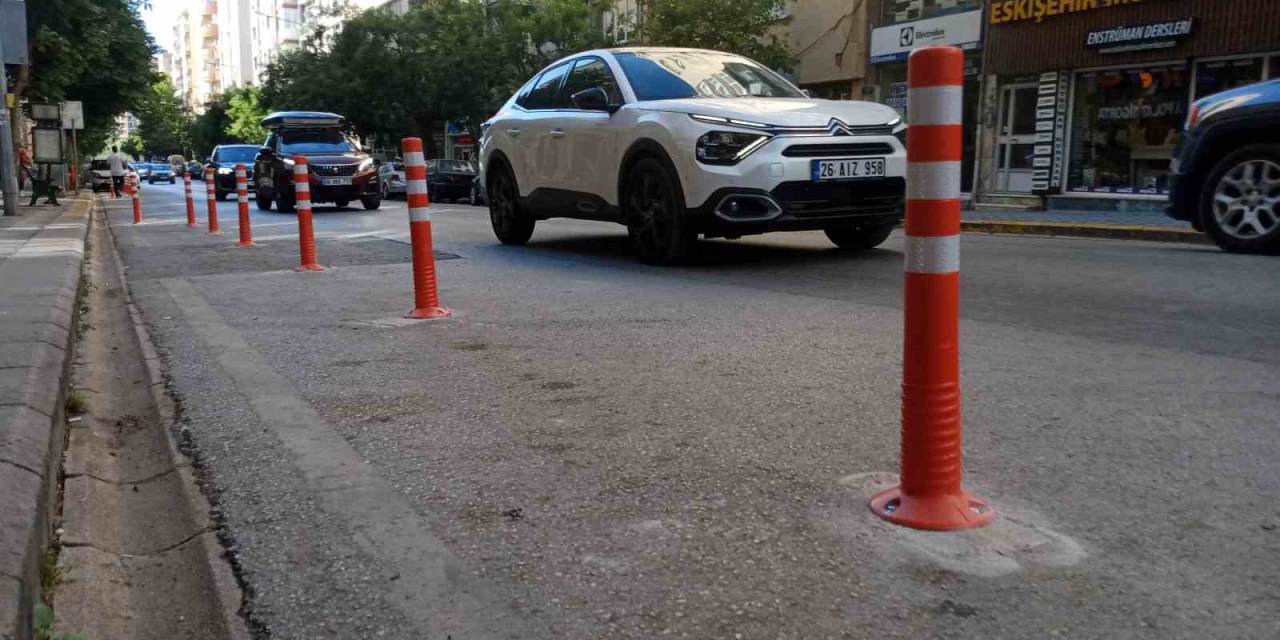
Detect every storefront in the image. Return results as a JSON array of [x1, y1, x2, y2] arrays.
[[979, 0, 1280, 208], [867, 4, 984, 193]]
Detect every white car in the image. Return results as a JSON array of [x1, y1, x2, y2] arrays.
[[479, 47, 908, 263]]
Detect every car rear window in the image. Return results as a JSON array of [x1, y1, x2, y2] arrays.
[[434, 160, 475, 174]]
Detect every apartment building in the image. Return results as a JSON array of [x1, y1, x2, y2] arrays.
[[775, 0, 871, 100]]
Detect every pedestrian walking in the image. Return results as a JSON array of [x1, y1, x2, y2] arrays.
[[108, 146, 128, 198], [17, 145, 31, 191]]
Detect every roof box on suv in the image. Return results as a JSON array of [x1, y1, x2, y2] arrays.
[[262, 111, 345, 130]]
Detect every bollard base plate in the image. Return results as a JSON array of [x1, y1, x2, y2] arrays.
[[405, 306, 452, 320], [294, 264, 325, 272], [236, 241, 257, 248], [869, 487, 994, 531]]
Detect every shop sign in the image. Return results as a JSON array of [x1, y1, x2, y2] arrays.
[[885, 82, 908, 110], [870, 9, 983, 64], [1031, 71, 1070, 194], [1085, 18, 1194, 54], [991, 0, 1149, 25]]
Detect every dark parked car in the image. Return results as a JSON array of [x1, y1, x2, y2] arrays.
[[205, 145, 260, 199], [253, 111, 379, 211], [1168, 78, 1280, 253], [426, 159, 477, 203], [186, 161, 203, 179], [469, 176, 486, 206], [148, 163, 175, 184]]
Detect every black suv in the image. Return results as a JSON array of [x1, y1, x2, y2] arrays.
[[206, 145, 260, 199], [1167, 79, 1280, 253], [253, 112, 380, 212]]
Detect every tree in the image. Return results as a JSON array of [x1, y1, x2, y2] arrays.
[[634, 0, 793, 70], [19, 0, 158, 155], [191, 93, 234, 160], [225, 86, 269, 146], [134, 76, 193, 158], [260, 0, 614, 156]]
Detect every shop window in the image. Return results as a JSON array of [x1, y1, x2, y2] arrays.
[[1194, 57, 1264, 101], [1068, 66, 1189, 195]]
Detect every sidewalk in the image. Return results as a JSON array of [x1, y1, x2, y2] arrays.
[[0, 194, 91, 639], [962, 205, 1206, 243]]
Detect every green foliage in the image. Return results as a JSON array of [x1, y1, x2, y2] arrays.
[[634, 0, 794, 70], [224, 86, 270, 146], [23, 0, 158, 155], [190, 94, 235, 160], [261, 0, 614, 155], [134, 77, 193, 158], [34, 602, 91, 640]]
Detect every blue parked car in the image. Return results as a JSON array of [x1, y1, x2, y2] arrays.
[[148, 163, 175, 184]]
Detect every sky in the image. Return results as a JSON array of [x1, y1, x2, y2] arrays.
[[142, 0, 187, 54]]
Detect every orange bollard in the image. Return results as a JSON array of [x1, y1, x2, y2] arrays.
[[184, 170, 197, 228], [401, 137, 451, 319], [205, 166, 220, 233], [868, 46, 993, 531], [235, 163, 254, 247], [292, 156, 324, 272], [130, 175, 142, 224]]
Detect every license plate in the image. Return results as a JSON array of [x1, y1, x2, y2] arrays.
[[811, 157, 886, 182], [321, 177, 352, 186]]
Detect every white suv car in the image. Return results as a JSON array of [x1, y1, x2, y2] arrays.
[[479, 47, 907, 264]]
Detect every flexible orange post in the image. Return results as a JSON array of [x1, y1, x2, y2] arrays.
[[235, 163, 254, 247], [868, 46, 994, 531], [130, 175, 142, 224], [293, 156, 324, 271], [400, 137, 451, 319], [184, 170, 197, 227], [205, 166, 220, 234]]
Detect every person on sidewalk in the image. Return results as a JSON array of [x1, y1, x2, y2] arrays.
[[108, 146, 128, 198], [17, 145, 31, 191]]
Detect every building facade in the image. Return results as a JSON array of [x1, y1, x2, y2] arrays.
[[864, 0, 985, 193], [977, 0, 1280, 210], [776, 0, 872, 100]]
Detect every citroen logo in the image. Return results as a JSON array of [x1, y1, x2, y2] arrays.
[[828, 119, 854, 136]]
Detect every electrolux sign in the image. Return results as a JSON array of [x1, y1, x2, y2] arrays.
[[870, 10, 984, 64], [1086, 18, 1194, 54]]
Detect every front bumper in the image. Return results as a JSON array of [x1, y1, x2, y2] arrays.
[[678, 133, 907, 229], [1164, 128, 1202, 224], [216, 172, 256, 191]]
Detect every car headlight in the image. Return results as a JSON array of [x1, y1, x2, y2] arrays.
[[217, 167, 232, 175], [358, 158, 374, 172], [282, 157, 295, 169], [696, 131, 771, 165]]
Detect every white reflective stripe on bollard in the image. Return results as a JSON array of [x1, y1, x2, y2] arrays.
[[904, 235, 960, 274], [409, 208, 431, 222], [906, 86, 965, 126], [406, 178, 428, 194], [403, 151, 425, 166], [906, 162, 962, 201]]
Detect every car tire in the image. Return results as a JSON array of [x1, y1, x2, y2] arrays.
[[625, 157, 694, 265], [277, 188, 296, 213], [335, 200, 350, 208], [361, 193, 381, 211], [824, 222, 896, 251], [487, 164, 535, 245], [380, 180, 390, 200], [1199, 143, 1280, 254], [169, 177, 175, 184], [256, 189, 273, 211]]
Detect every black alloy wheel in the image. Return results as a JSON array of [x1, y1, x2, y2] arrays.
[[487, 165, 535, 245], [625, 157, 693, 265]]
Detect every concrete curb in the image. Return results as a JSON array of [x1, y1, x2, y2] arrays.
[[0, 196, 92, 640], [104, 201, 251, 640], [960, 219, 1208, 244]]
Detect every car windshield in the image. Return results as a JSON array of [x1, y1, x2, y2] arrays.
[[215, 147, 259, 163], [151, 164, 170, 171], [614, 51, 803, 101], [433, 160, 475, 174], [279, 130, 357, 155], [91, 160, 109, 170]]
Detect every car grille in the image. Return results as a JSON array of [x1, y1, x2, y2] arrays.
[[771, 177, 905, 218], [311, 164, 358, 177], [782, 143, 895, 158]]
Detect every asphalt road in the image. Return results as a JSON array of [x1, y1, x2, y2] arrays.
[[101, 180, 1280, 639]]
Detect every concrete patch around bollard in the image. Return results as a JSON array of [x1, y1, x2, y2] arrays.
[[832, 472, 1085, 578]]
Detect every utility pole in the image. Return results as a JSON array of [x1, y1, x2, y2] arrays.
[[0, 1, 24, 216]]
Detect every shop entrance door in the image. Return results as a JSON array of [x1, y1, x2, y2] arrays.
[[995, 83, 1040, 193]]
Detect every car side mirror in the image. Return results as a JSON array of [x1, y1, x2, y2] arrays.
[[571, 87, 618, 113], [258, 147, 273, 156]]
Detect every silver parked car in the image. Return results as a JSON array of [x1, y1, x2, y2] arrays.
[[378, 160, 406, 199]]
